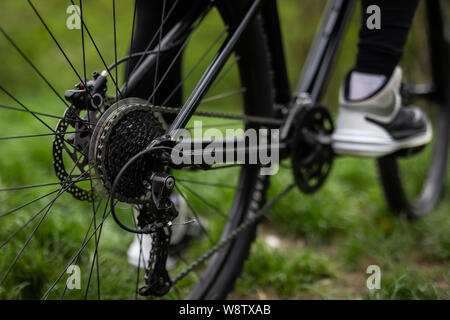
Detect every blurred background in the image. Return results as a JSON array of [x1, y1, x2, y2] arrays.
[[0, 0, 448, 299]]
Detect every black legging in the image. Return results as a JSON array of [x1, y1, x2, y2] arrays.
[[356, 0, 419, 76]]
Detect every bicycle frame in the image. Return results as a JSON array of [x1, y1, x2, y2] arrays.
[[265, 0, 355, 105], [122, 0, 356, 165]]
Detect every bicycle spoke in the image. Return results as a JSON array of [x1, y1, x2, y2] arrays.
[[78, 0, 101, 120], [162, 29, 228, 107], [0, 189, 59, 219], [94, 204, 102, 300], [0, 178, 94, 192], [146, 29, 191, 105], [175, 186, 213, 243], [0, 145, 92, 247], [87, 157, 103, 301], [0, 131, 86, 141], [59, 208, 96, 299], [0, 86, 89, 157], [76, 0, 98, 224], [131, 209, 144, 301], [0, 190, 61, 250], [150, 0, 167, 105], [84, 197, 110, 299], [177, 179, 238, 190], [59, 198, 103, 299], [124, 0, 181, 89], [207, 57, 240, 93], [0, 104, 89, 124], [172, 183, 296, 285], [145, 5, 213, 105], [0, 167, 92, 250], [202, 163, 244, 171], [0, 27, 70, 109], [200, 88, 246, 104], [178, 181, 227, 219], [68, 0, 122, 98], [42, 202, 116, 300], [0, 165, 92, 286], [112, 0, 119, 102], [0, 197, 56, 286], [27, 0, 84, 89], [1, 86, 60, 137], [79, 0, 87, 92], [125, 1, 138, 96]]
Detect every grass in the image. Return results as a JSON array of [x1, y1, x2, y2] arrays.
[[0, 0, 449, 300]]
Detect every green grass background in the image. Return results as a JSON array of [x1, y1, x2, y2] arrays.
[[0, 0, 448, 299]]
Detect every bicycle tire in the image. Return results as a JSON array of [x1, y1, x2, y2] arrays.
[[377, 0, 450, 219]]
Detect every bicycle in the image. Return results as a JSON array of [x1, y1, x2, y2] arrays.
[[0, 0, 448, 299]]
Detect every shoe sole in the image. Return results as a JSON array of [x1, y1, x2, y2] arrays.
[[332, 125, 432, 158]]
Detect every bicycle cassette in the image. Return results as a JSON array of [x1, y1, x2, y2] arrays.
[[89, 97, 167, 203]]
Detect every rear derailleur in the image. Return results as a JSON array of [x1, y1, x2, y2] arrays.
[[136, 172, 178, 297]]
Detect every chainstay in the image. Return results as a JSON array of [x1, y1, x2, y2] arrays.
[[171, 181, 296, 286]]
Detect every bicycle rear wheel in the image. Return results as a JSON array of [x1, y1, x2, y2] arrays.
[[377, 0, 450, 218], [0, 0, 274, 299]]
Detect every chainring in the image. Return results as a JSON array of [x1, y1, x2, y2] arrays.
[[291, 106, 334, 194], [89, 97, 167, 203]]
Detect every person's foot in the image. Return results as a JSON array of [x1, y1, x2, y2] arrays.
[[127, 193, 202, 269], [332, 67, 432, 157]]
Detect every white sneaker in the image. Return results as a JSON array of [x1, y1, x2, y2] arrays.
[[332, 67, 432, 157]]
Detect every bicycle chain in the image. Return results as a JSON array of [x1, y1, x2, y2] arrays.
[[142, 104, 284, 126]]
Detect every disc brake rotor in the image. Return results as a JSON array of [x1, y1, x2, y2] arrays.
[[52, 98, 112, 202]]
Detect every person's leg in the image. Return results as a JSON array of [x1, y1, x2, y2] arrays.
[[356, 0, 419, 76], [349, 0, 419, 100], [333, 0, 432, 157]]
